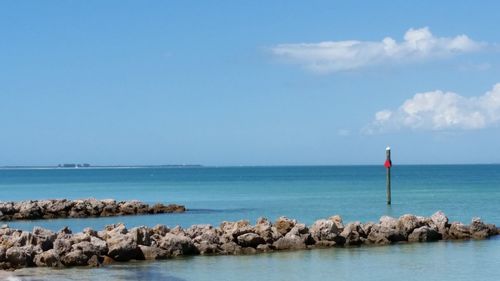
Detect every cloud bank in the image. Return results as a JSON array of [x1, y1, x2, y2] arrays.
[[366, 83, 500, 133], [271, 27, 485, 73]]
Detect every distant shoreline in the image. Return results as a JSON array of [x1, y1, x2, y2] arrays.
[[0, 163, 499, 170], [0, 164, 204, 170]]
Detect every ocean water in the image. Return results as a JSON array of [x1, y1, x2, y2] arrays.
[[1, 165, 499, 280]]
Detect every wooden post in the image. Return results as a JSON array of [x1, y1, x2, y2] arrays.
[[385, 146, 391, 205]]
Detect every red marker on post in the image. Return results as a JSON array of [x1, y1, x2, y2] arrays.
[[385, 146, 392, 205]]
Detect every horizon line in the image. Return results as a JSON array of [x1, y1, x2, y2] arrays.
[[1, 162, 500, 169]]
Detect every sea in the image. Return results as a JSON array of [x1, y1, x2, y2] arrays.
[[0, 165, 499, 280]]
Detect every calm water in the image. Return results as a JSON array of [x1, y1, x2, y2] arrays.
[[1, 165, 499, 280]]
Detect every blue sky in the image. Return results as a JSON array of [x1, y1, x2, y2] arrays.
[[1, 1, 500, 166]]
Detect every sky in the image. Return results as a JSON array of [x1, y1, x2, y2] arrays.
[[1, 1, 500, 166]]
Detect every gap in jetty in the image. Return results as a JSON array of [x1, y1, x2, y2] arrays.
[[0, 211, 498, 270]]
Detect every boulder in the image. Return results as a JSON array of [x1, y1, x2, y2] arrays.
[[274, 217, 296, 235], [33, 249, 61, 267], [253, 217, 281, 243], [310, 219, 343, 243], [367, 224, 405, 244], [379, 216, 399, 229], [329, 215, 344, 230], [273, 224, 314, 250], [219, 221, 253, 243], [408, 226, 442, 242], [157, 233, 198, 256], [340, 222, 366, 246], [448, 222, 471, 240], [397, 214, 423, 236], [431, 211, 449, 237], [53, 237, 72, 256], [236, 233, 266, 248], [107, 235, 141, 261], [470, 218, 497, 239], [219, 242, 242, 255], [151, 224, 170, 236], [138, 245, 170, 260], [60, 250, 89, 266], [32, 227, 57, 251], [71, 241, 103, 257], [195, 241, 219, 254], [5, 246, 32, 267], [129, 226, 152, 246]]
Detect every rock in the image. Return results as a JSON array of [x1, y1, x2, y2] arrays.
[[138, 245, 170, 260], [220, 242, 242, 255], [340, 222, 366, 246], [273, 224, 314, 250], [61, 250, 89, 266], [53, 237, 72, 256], [90, 237, 108, 255], [379, 216, 398, 229], [118, 200, 148, 215], [107, 235, 140, 261], [83, 227, 98, 237], [32, 227, 57, 251], [129, 226, 152, 246], [87, 255, 102, 267], [195, 241, 219, 254], [157, 233, 198, 256], [13, 201, 43, 220], [186, 224, 220, 245], [253, 217, 281, 243], [256, 244, 273, 252], [274, 217, 296, 235], [448, 222, 471, 240], [5, 246, 31, 267], [367, 224, 405, 244], [220, 221, 253, 243], [329, 215, 344, 230], [408, 226, 442, 242], [149, 204, 186, 214], [241, 247, 257, 255], [58, 226, 72, 235], [431, 211, 449, 237], [0, 212, 497, 270], [151, 224, 170, 236], [273, 236, 307, 250], [397, 214, 423, 236], [310, 219, 343, 243], [0, 199, 185, 221], [236, 233, 265, 248], [33, 249, 60, 267], [469, 218, 496, 239], [71, 241, 103, 257], [102, 256, 115, 265]]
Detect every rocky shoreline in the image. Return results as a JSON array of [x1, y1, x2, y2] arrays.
[[0, 211, 498, 270], [0, 199, 186, 221]]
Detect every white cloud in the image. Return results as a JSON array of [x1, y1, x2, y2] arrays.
[[271, 27, 485, 73], [366, 83, 500, 133]]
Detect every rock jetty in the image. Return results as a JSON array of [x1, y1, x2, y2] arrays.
[[0, 199, 186, 221], [0, 211, 498, 270]]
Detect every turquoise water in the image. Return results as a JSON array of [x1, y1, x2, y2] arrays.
[[10, 237, 500, 281], [1, 165, 500, 280]]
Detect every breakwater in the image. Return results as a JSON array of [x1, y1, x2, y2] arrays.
[[0, 211, 497, 270], [0, 199, 186, 221]]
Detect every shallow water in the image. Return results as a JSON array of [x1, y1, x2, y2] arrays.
[[9, 237, 500, 281], [0, 165, 499, 280]]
